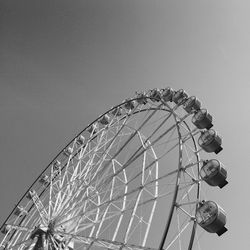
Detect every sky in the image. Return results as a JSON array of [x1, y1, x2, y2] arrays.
[[0, 0, 250, 249]]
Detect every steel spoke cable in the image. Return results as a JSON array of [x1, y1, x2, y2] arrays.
[[55, 113, 136, 214], [5, 238, 32, 250], [54, 106, 163, 224], [165, 221, 191, 250], [176, 209, 182, 250], [88, 105, 163, 193], [6, 166, 195, 242], [54, 157, 195, 231], [47, 111, 133, 218], [55, 177, 195, 231], [40, 105, 178, 230], [54, 230, 158, 250]]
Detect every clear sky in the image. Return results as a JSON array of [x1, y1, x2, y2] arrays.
[[0, 0, 249, 249]]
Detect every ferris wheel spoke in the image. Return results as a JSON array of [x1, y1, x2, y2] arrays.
[[180, 172, 194, 214], [165, 220, 191, 250], [92, 106, 162, 188], [55, 186, 94, 221], [24, 235, 38, 250], [56, 194, 123, 230], [176, 204, 196, 219], [124, 189, 143, 244], [54, 154, 102, 214], [11, 189, 192, 250], [6, 237, 32, 250], [95, 204, 114, 238], [58, 186, 103, 227], [184, 167, 199, 187], [62, 109, 160, 207], [17, 173, 181, 241], [49, 234, 60, 250], [137, 111, 173, 145], [124, 107, 162, 138], [2, 225, 33, 234], [153, 131, 199, 164], [55, 185, 76, 216], [111, 206, 126, 242], [85, 137, 118, 182], [98, 166, 128, 241], [58, 189, 159, 238], [176, 210, 182, 250], [61, 116, 131, 197], [173, 204, 196, 250], [103, 115, 190, 190], [56, 166, 180, 230], [28, 190, 48, 225], [193, 226, 204, 250], [55, 184, 150, 230], [153, 133, 197, 168], [182, 144, 197, 168], [87, 110, 135, 162], [65, 210, 122, 235], [164, 101, 186, 120], [156, 181, 195, 203], [85, 194, 101, 238], [175, 187, 198, 221], [17, 212, 40, 239], [148, 112, 190, 145], [125, 145, 176, 189], [124, 113, 176, 165], [55, 230, 158, 250], [48, 164, 55, 220], [182, 168, 197, 184], [56, 179, 127, 225], [55, 163, 111, 220], [135, 108, 171, 131], [178, 180, 196, 204], [1, 226, 32, 248]]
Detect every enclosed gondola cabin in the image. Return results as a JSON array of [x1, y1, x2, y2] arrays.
[[198, 130, 223, 154], [14, 206, 25, 216], [192, 109, 213, 129], [1, 225, 11, 234], [76, 135, 85, 145], [110, 106, 122, 116], [196, 201, 227, 236], [136, 92, 147, 105], [98, 114, 110, 125], [53, 160, 61, 170], [14, 206, 27, 216], [63, 147, 73, 157], [161, 87, 174, 102], [87, 123, 97, 135], [200, 160, 228, 188], [183, 96, 201, 113], [123, 99, 135, 110], [39, 175, 50, 185], [26, 190, 36, 200], [148, 89, 161, 102], [172, 89, 188, 105]]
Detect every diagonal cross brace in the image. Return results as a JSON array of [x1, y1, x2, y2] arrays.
[[29, 190, 49, 225]]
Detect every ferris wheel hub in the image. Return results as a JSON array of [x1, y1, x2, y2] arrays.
[[30, 221, 56, 238], [30, 225, 47, 239]]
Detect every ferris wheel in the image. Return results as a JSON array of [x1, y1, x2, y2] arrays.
[[0, 87, 228, 250]]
